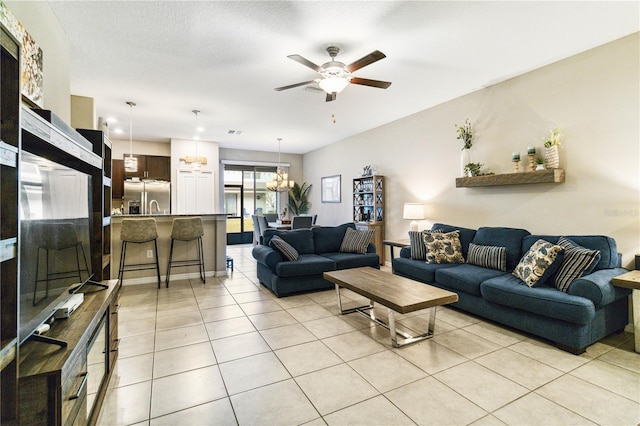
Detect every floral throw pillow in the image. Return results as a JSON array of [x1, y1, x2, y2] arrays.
[[423, 230, 465, 264], [513, 239, 563, 287]]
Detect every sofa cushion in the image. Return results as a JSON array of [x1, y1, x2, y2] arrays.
[[431, 223, 477, 258], [435, 264, 507, 297], [392, 257, 459, 283], [554, 237, 601, 292], [322, 252, 380, 270], [340, 227, 374, 254], [424, 230, 465, 264], [522, 235, 618, 271], [480, 274, 595, 325], [263, 228, 314, 255], [269, 235, 299, 261], [512, 239, 564, 287], [467, 243, 507, 272], [275, 254, 336, 277], [313, 223, 355, 254], [472, 227, 531, 271]]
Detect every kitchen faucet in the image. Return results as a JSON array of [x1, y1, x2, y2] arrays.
[[149, 199, 160, 214]]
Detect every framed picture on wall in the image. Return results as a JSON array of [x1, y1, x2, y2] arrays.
[[321, 175, 341, 203]]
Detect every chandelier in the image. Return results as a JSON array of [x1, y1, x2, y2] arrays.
[[266, 138, 293, 192]]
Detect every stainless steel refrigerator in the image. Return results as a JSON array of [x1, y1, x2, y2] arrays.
[[123, 180, 171, 215]]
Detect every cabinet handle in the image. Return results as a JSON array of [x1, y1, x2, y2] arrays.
[[69, 372, 88, 400], [111, 338, 120, 352]]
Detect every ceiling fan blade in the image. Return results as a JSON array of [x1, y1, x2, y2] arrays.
[[350, 77, 392, 89], [287, 54, 322, 72], [274, 80, 316, 91], [346, 50, 386, 72], [325, 92, 336, 102]]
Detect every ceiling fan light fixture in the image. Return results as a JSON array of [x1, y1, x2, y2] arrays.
[[318, 76, 349, 94]]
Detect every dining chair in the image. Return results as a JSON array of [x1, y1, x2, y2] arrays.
[[291, 215, 313, 229]]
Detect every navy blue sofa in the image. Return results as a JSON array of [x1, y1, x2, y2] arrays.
[[392, 223, 631, 354], [252, 223, 380, 297]]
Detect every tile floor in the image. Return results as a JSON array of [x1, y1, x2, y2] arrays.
[[97, 245, 640, 425]]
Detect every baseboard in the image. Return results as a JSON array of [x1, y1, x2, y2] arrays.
[[120, 270, 223, 286]]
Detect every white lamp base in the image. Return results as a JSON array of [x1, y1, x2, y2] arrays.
[[409, 221, 419, 232]]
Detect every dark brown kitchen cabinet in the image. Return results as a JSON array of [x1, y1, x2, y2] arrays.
[[123, 155, 170, 181], [112, 159, 124, 200]]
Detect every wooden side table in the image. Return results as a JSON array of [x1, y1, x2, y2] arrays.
[[383, 239, 410, 261], [611, 270, 640, 353]]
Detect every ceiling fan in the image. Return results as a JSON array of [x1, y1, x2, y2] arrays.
[[274, 46, 391, 102]]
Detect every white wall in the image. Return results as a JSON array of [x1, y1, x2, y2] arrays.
[[303, 34, 640, 269]]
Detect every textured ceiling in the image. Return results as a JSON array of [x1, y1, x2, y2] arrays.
[[48, 1, 639, 154]]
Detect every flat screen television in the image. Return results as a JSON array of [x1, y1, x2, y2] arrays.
[[18, 149, 94, 344]]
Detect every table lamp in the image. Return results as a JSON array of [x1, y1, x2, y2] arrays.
[[403, 203, 425, 232]]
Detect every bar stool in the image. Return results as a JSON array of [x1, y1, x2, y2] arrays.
[[33, 222, 90, 306], [118, 218, 161, 288], [166, 217, 205, 286]]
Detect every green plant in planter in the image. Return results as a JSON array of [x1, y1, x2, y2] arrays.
[[455, 118, 473, 150], [288, 182, 312, 215], [535, 156, 545, 165], [463, 162, 484, 177]]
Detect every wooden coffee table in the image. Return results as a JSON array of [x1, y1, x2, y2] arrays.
[[323, 267, 458, 348]]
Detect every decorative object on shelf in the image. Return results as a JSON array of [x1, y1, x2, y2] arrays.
[[512, 152, 521, 173], [543, 128, 561, 168], [535, 156, 546, 171], [455, 118, 473, 176], [361, 165, 373, 177], [288, 182, 312, 215], [124, 101, 138, 173], [267, 138, 294, 192], [463, 162, 484, 177], [403, 203, 424, 232], [321, 175, 341, 203], [280, 207, 288, 222]]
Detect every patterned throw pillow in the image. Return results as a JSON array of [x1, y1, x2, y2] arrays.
[[269, 235, 299, 261], [409, 229, 443, 260], [513, 239, 563, 287], [339, 227, 374, 254], [466, 243, 507, 271], [554, 237, 601, 292], [423, 230, 465, 264]]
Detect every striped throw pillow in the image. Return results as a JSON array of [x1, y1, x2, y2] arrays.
[[339, 227, 374, 254], [270, 235, 299, 261], [409, 229, 443, 260], [466, 243, 507, 271], [554, 237, 601, 292]]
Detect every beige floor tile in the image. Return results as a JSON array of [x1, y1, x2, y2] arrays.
[[275, 341, 343, 377], [231, 290, 273, 304], [321, 330, 386, 361], [97, 381, 152, 426], [493, 392, 595, 425], [570, 358, 640, 402], [434, 361, 528, 412], [153, 342, 217, 378], [463, 320, 527, 347], [509, 339, 590, 372], [239, 299, 283, 315], [119, 304, 157, 322], [230, 379, 319, 425], [598, 345, 640, 374], [348, 350, 427, 393], [394, 339, 467, 374], [200, 304, 245, 322], [432, 329, 502, 359], [385, 376, 488, 425], [218, 352, 291, 395], [108, 353, 154, 389], [306, 290, 338, 304], [287, 304, 334, 322], [259, 323, 318, 350], [154, 310, 203, 331], [475, 348, 563, 390], [226, 283, 261, 294], [191, 284, 230, 298], [323, 395, 415, 426], [149, 365, 227, 418], [274, 294, 317, 309], [118, 332, 155, 359], [303, 316, 358, 339], [205, 316, 256, 340], [436, 306, 482, 328], [154, 324, 209, 351], [119, 292, 157, 308], [149, 398, 237, 425], [295, 364, 379, 416], [469, 414, 508, 425], [155, 298, 199, 316], [248, 310, 298, 330], [211, 331, 271, 363], [120, 317, 157, 338], [196, 294, 237, 310], [536, 374, 640, 425], [397, 313, 457, 336]]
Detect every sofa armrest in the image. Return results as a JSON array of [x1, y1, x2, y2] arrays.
[[366, 243, 376, 254], [252, 244, 283, 270], [567, 267, 630, 308], [400, 246, 411, 259]]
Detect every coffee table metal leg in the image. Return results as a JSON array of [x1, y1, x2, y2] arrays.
[[387, 306, 438, 348], [335, 284, 374, 315]]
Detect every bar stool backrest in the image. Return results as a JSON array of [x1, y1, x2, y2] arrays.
[[121, 218, 159, 243], [171, 217, 204, 241], [41, 222, 80, 249]]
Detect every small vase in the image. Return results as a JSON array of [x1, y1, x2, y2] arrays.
[[544, 145, 559, 169], [460, 148, 472, 177], [535, 164, 546, 171]]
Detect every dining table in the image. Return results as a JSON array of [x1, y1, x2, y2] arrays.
[[268, 222, 292, 230]]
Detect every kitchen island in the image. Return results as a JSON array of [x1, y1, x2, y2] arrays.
[[110, 214, 228, 284]]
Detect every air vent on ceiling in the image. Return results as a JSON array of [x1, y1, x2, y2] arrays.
[[227, 130, 243, 135]]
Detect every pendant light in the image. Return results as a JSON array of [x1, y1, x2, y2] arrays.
[[192, 109, 201, 171], [123, 101, 138, 172], [266, 138, 293, 192]]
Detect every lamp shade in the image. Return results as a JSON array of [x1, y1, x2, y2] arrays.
[[318, 76, 350, 94], [403, 203, 424, 232]]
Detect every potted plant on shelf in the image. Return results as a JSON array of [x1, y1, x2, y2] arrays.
[[535, 156, 546, 171], [288, 182, 312, 216], [543, 128, 561, 168], [463, 162, 484, 177], [455, 118, 473, 177]]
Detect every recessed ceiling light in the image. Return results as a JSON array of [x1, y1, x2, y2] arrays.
[[107, 117, 117, 123], [113, 128, 123, 134], [227, 130, 243, 135]]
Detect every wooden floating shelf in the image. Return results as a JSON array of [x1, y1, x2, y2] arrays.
[[456, 169, 565, 188]]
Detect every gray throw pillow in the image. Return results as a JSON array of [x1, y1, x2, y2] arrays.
[[270, 235, 299, 261]]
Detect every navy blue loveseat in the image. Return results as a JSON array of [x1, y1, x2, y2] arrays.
[[252, 223, 380, 297], [392, 223, 630, 354]]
